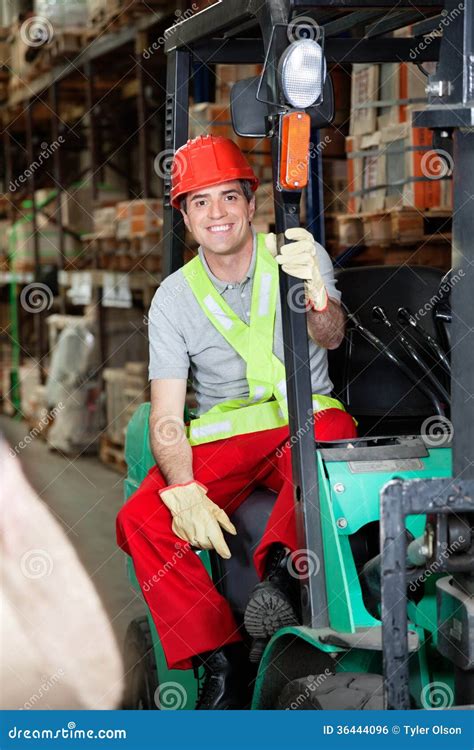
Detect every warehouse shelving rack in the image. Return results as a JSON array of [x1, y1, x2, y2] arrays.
[[1, 6, 190, 413]]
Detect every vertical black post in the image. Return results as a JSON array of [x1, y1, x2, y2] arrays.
[[136, 30, 151, 199], [85, 62, 99, 205], [3, 128, 13, 206], [85, 62, 106, 374], [162, 48, 190, 278], [50, 83, 66, 314], [451, 139, 474, 478], [25, 100, 46, 377], [265, 18, 329, 629], [306, 129, 326, 246]]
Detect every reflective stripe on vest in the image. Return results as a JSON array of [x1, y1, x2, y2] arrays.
[[182, 232, 345, 445]]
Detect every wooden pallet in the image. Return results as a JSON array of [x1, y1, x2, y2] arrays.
[[99, 434, 127, 474], [336, 207, 452, 248], [88, 0, 167, 37], [21, 28, 86, 84]]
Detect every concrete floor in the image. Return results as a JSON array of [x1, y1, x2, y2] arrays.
[[1, 415, 146, 649]]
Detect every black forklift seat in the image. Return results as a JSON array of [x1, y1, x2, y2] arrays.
[[213, 488, 277, 622], [329, 265, 446, 435]]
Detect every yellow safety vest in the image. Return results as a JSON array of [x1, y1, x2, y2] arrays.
[[182, 232, 345, 445]]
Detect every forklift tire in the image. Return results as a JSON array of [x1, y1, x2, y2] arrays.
[[276, 672, 384, 710], [122, 616, 159, 709]]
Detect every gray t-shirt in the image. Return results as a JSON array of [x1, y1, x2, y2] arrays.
[[148, 231, 341, 416]]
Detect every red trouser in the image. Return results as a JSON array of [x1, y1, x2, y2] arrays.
[[116, 408, 356, 670]]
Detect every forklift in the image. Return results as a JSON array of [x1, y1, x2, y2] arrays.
[[122, 0, 474, 710]]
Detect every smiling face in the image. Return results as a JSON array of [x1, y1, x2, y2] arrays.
[[181, 180, 255, 257]]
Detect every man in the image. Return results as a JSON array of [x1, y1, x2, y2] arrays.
[[116, 135, 356, 709]]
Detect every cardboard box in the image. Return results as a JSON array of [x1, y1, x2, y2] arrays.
[[215, 64, 263, 103], [116, 200, 163, 239], [8, 218, 79, 271], [323, 158, 349, 214], [346, 119, 452, 214], [93, 207, 116, 237], [349, 64, 379, 136], [189, 103, 234, 140]]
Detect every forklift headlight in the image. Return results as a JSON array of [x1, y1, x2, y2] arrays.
[[279, 39, 326, 109]]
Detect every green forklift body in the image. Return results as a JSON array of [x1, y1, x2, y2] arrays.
[[124, 402, 211, 708], [123, 403, 453, 710]]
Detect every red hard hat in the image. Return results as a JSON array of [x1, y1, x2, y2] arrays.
[[170, 135, 259, 209]]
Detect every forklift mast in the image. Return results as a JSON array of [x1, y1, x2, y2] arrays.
[[163, 0, 474, 708]]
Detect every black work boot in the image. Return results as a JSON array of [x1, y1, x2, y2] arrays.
[[244, 544, 301, 663], [193, 643, 251, 710]]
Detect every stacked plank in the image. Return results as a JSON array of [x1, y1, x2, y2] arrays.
[[101, 362, 149, 473]]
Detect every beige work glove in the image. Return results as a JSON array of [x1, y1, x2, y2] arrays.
[[159, 481, 237, 560], [265, 227, 328, 311]]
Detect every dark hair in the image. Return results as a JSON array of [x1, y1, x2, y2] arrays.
[[180, 179, 254, 213]]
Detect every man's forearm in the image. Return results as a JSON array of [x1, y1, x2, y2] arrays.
[[307, 298, 345, 350], [149, 415, 194, 485]]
